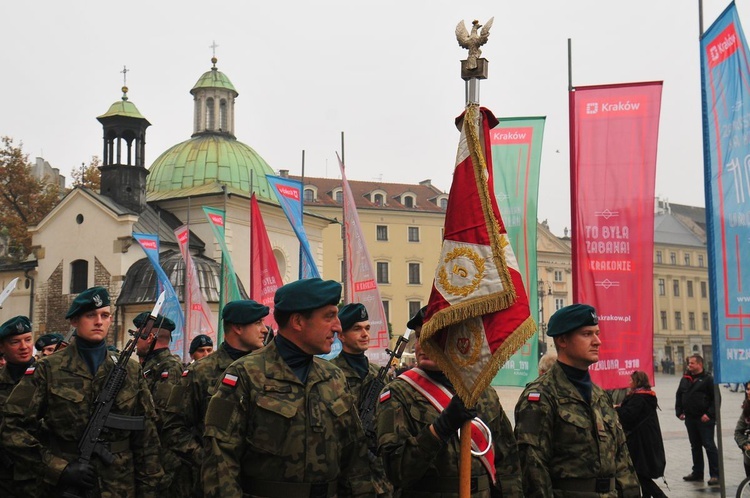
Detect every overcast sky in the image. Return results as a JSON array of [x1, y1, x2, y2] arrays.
[[0, 0, 739, 235]]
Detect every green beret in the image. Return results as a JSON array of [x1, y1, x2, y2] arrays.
[[407, 305, 428, 330], [274, 278, 341, 313], [189, 334, 213, 354], [547, 303, 598, 337], [133, 312, 176, 332], [222, 300, 269, 324], [0, 316, 32, 341], [339, 303, 368, 332], [35, 332, 64, 350], [66, 286, 110, 319]]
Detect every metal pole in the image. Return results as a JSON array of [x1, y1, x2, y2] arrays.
[[299, 151, 305, 279], [341, 132, 348, 303]]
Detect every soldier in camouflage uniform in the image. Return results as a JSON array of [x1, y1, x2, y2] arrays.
[[376, 307, 522, 497], [514, 303, 640, 497], [331, 303, 393, 498], [134, 312, 184, 493], [0, 286, 164, 497], [34, 332, 64, 358], [189, 334, 214, 362], [202, 278, 374, 497], [162, 299, 269, 497], [0, 316, 37, 497]]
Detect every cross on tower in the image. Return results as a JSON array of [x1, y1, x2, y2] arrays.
[[121, 65, 129, 86], [209, 40, 219, 58]]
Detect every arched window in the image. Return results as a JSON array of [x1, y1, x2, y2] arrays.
[[403, 195, 414, 208], [219, 99, 227, 130], [373, 193, 384, 206], [206, 97, 215, 130], [304, 188, 315, 202], [70, 259, 89, 294]]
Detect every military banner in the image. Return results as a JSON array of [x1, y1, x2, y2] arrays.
[[202, 206, 243, 341], [490, 117, 545, 386], [338, 155, 389, 365], [701, 2, 750, 383], [250, 194, 282, 331], [174, 224, 216, 358], [266, 175, 320, 279], [421, 105, 536, 406], [570, 82, 662, 388], [133, 232, 187, 360]]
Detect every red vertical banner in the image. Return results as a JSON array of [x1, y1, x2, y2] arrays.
[[570, 82, 662, 389], [250, 194, 282, 330]]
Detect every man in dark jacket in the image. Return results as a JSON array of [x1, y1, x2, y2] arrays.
[[675, 354, 720, 485]]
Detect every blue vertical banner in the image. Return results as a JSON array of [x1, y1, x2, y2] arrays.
[[267, 175, 320, 279], [701, 2, 750, 382], [133, 232, 186, 361]]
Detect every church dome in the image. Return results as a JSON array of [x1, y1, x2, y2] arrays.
[[191, 58, 237, 94], [146, 134, 277, 199]]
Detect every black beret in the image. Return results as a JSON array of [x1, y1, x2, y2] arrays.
[[222, 300, 269, 325], [66, 286, 110, 319], [547, 303, 599, 337], [133, 312, 176, 332], [189, 334, 213, 354], [407, 306, 428, 330], [0, 316, 32, 341], [274, 278, 341, 313], [35, 332, 64, 350], [339, 303, 368, 332]]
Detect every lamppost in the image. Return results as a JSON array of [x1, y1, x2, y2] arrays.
[[538, 279, 552, 354]]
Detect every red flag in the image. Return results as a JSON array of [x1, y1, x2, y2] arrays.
[[250, 194, 283, 330], [421, 105, 536, 406]]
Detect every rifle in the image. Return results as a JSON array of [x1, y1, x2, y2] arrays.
[[61, 291, 166, 498], [358, 328, 411, 452]]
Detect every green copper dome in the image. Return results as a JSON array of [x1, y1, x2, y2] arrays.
[[191, 58, 237, 94], [97, 87, 149, 121], [147, 135, 275, 199]]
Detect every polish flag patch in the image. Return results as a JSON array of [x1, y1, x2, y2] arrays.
[[24, 366, 36, 375], [379, 390, 391, 403], [222, 374, 238, 387], [527, 392, 541, 402], [161, 371, 169, 379], [181, 370, 189, 377]]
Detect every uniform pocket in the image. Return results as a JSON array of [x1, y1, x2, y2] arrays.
[[247, 395, 297, 456]]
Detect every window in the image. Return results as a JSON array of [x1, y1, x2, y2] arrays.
[[658, 279, 665, 296], [698, 255, 705, 267], [206, 97, 215, 129], [675, 311, 682, 330], [656, 251, 663, 264], [70, 259, 88, 294], [373, 193, 384, 206], [408, 263, 421, 284], [408, 226, 420, 242], [381, 301, 390, 323], [439, 198, 448, 209], [670, 252, 677, 265], [335, 190, 343, 203], [687, 280, 694, 298], [403, 195, 414, 208], [701, 281, 708, 298], [689, 312, 696, 330], [376, 225, 388, 241], [555, 298, 565, 310], [376, 262, 389, 284], [408, 301, 422, 319], [660, 311, 667, 329], [554, 270, 563, 282], [684, 253, 691, 266], [702, 312, 709, 330], [219, 99, 227, 130], [304, 189, 315, 202], [673, 279, 680, 297]]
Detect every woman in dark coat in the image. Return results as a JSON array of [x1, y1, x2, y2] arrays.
[[616, 370, 667, 498], [733, 382, 750, 477]]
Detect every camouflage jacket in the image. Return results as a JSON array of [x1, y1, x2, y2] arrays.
[[162, 343, 236, 458], [514, 362, 640, 497], [0, 361, 37, 498], [331, 354, 393, 497], [141, 348, 183, 427], [376, 369, 522, 498], [0, 341, 164, 497], [0, 360, 34, 407], [202, 340, 375, 498]]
